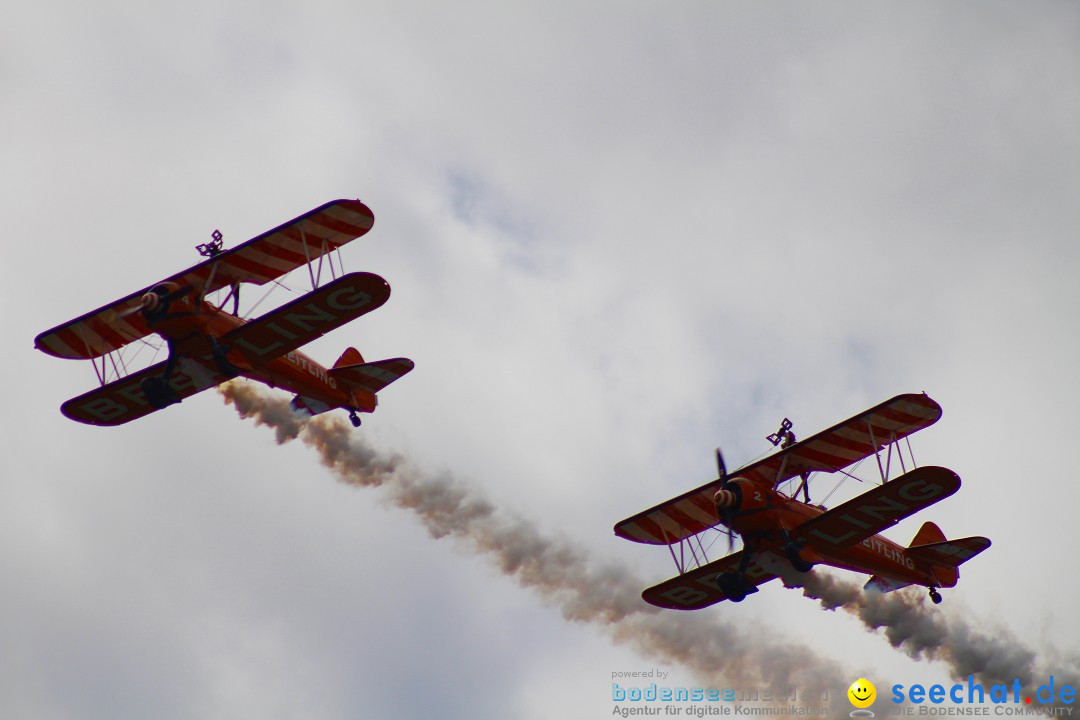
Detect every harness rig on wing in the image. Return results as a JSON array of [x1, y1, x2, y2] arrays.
[[613, 394, 991, 610], [34, 199, 414, 428]]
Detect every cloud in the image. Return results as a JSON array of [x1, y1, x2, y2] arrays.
[[5, 1, 1078, 717]]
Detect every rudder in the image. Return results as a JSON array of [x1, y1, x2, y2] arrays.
[[909, 521, 947, 548], [333, 347, 365, 368], [906, 536, 991, 589]]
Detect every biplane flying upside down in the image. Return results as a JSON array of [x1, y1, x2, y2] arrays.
[[614, 394, 991, 610], [35, 199, 413, 428]]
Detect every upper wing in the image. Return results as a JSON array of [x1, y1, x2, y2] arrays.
[[734, 393, 942, 486], [222, 272, 390, 362], [35, 199, 375, 360], [61, 357, 228, 426], [641, 552, 780, 610], [613, 393, 942, 545], [793, 466, 961, 550]]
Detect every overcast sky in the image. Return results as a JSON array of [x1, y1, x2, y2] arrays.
[[3, 2, 1078, 718]]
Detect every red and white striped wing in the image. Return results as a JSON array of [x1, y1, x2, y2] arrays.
[[35, 199, 375, 360], [613, 393, 942, 545]]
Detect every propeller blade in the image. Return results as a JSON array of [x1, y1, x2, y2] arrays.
[[713, 447, 738, 550], [724, 498, 739, 551], [105, 284, 195, 326], [114, 302, 148, 321]]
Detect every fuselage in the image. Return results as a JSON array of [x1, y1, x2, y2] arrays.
[[151, 296, 371, 414], [722, 480, 946, 589]]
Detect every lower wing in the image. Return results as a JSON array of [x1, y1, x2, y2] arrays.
[[642, 552, 779, 610], [61, 357, 227, 426], [223, 272, 390, 363], [794, 466, 962, 551]]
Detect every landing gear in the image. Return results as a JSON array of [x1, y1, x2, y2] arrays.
[[348, 410, 362, 428], [928, 588, 942, 605], [781, 530, 814, 573], [139, 337, 183, 409], [141, 376, 181, 409], [716, 572, 751, 602], [784, 542, 815, 573], [210, 337, 241, 378]]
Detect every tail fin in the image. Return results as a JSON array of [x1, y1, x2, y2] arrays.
[[907, 533, 992, 589], [333, 347, 365, 368], [909, 521, 947, 547], [289, 352, 412, 419]]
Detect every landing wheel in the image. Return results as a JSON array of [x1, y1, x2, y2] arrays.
[[781, 531, 814, 573], [717, 572, 749, 602], [210, 339, 241, 378], [141, 376, 181, 409], [929, 588, 942, 605], [348, 411, 362, 428], [784, 542, 814, 573]]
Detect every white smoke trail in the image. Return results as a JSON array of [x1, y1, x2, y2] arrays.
[[219, 381, 851, 714], [784, 555, 1080, 709], [219, 381, 1079, 714]]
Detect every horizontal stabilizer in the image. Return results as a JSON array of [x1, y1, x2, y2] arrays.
[[864, 576, 912, 594], [329, 357, 415, 395], [291, 395, 333, 417], [907, 536, 991, 569]]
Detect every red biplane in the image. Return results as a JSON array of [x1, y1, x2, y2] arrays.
[[614, 394, 990, 609], [35, 199, 413, 428]]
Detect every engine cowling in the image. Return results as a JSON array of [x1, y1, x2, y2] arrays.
[[713, 477, 770, 513], [140, 282, 189, 323], [141, 290, 162, 313]]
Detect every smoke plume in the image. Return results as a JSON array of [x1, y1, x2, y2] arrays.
[[220, 381, 850, 712], [780, 541, 1080, 708], [220, 381, 1076, 713]]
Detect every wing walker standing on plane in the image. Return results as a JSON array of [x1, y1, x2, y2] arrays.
[[35, 199, 413, 428], [614, 394, 990, 610]]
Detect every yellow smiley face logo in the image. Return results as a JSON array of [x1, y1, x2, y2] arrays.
[[848, 678, 876, 708]]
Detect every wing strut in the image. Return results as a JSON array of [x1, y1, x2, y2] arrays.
[[869, 423, 920, 484], [867, 419, 886, 482], [301, 226, 319, 290]]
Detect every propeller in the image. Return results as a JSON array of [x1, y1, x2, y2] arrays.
[[112, 284, 193, 324], [712, 447, 741, 551], [113, 291, 162, 321]]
